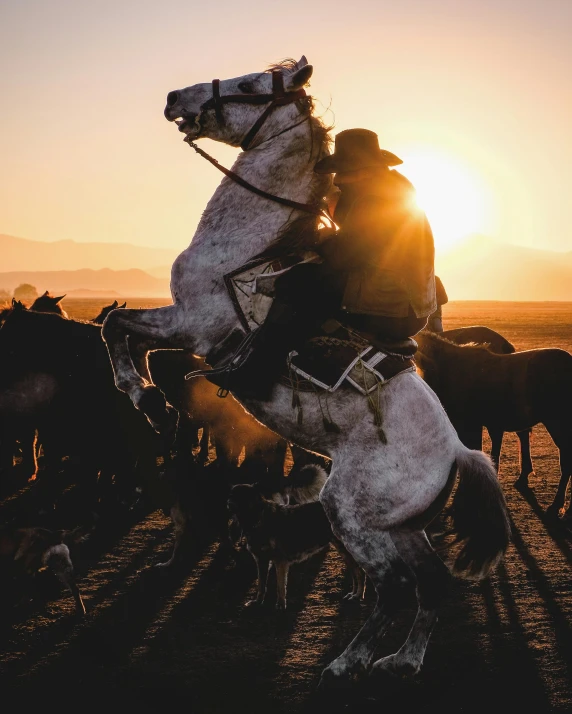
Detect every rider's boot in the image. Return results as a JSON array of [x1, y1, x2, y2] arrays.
[[206, 300, 304, 400]]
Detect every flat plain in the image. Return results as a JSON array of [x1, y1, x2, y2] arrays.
[[1, 299, 571, 713]]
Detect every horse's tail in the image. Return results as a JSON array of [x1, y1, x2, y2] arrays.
[[448, 448, 511, 580], [285, 463, 329, 504]]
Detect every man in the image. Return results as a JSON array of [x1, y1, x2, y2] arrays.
[[208, 129, 437, 399], [312, 128, 437, 344]]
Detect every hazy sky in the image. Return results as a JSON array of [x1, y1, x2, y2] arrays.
[[1, 0, 570, 256]]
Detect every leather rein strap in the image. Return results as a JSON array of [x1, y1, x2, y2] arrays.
[[185, 139, 332, 222]]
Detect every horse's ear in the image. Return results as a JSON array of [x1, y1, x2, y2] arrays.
[[54, 294, 65, 303], [297, 55, 308, 68], [288, 63, 313, 90], [119, 301, 127, 309], [111, 300, 118, 308], [41, 290, 49, 297]]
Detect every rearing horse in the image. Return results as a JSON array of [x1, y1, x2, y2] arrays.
[[102, 57, 510, 686]]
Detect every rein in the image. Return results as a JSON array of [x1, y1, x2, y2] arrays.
[[185, 140, 333, 223]]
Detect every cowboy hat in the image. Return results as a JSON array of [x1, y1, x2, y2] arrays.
[[314, 128, 402, 174]]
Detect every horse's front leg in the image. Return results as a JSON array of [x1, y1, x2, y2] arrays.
[[543, 421, 572, 518], [486, 427, 504, 472], [514, 428, 534, 489], [102, 305, 187, 435]]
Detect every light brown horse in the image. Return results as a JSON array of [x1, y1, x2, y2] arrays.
[[415, 330, 572, 518]]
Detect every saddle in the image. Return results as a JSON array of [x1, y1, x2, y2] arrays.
[[286, 320, 417, 395]]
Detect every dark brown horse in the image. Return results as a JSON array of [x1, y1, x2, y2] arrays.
[[91, 300, 127, 326], [415, 330, 572, 518], [30, 291, 68, 318], [438, 326, 533, 480]]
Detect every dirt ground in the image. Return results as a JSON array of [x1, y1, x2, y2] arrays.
[[1, 299, 572, 713]]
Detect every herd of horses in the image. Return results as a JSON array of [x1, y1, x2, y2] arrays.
[[1, 293, 571, 538], [1, 293, 571, 684]]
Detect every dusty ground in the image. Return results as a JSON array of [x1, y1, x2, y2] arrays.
[[1, 299, 572, 713]]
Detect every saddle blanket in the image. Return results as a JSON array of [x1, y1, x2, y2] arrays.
[[287, 324, 416, 396]]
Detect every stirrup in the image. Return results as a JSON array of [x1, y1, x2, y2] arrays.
[[184, 329, 260, 397]]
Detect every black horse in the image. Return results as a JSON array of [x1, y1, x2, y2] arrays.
[[0, 304, 159, 514], [91, 300, 127, 325]]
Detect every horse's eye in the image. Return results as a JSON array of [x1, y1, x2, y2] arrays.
[[238, 81, 255, 94]]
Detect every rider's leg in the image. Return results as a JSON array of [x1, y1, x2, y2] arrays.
[[342, 305, 428, 343], [207, 263, 343, 399]]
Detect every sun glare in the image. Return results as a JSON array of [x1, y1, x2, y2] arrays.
[[398, 151, 491, 252]]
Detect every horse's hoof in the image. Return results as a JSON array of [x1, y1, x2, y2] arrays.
[[138, 387, 179, 437], [546, 504, 562, 520], [514, 478, 530, 491], [342, 592, 361, 603], [154, 559, 174, 570], [318, 666, 357, 693], [244, 598, 262, 608], [370, 654, 420, 679]]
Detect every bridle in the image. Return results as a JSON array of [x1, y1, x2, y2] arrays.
[[187, 69, 335, 225], [200, 69, 308, 151]]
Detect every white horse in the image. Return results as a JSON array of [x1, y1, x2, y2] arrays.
[[102, 56, 510, 687]]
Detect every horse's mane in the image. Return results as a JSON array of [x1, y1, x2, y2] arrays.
[[261, 61, 334, 258], [419, 330, 497, 357], [265, 58, 303, 73]]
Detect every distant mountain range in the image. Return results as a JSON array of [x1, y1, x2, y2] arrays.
[[0, 234, 179, 273], [0, 268, 170, 297], [1, 232, 571, 301], [436, 236, 572, 301]]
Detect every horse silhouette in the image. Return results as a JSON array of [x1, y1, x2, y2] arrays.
[[0, 305, 159, 513], [30, 291, 68, 318], [439, 326, 533, 481], [416, 330, 572, 518], [91, 300, 127, 325]]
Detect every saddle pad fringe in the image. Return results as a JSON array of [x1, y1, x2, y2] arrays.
[[288, 342, 415, 396]]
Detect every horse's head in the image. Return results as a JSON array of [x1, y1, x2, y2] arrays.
[[164, 56, 314, 150], [30, 290, 68, 318], [91, 300, 127, 325]]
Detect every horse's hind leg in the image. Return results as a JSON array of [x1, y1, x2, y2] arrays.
[[370, 529, 451, 679], [543, 421, 572, 517], [318, 529, 411, 687]]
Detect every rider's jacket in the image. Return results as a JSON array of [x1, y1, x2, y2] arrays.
[[317, 170, 437, 319]]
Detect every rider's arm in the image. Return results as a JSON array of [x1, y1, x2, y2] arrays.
[[313, 197, 380, 270]]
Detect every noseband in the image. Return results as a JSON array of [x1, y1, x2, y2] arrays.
[[200, 69, 307, 150]]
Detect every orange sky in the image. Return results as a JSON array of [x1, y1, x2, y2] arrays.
[[1, 0, 570, 262]]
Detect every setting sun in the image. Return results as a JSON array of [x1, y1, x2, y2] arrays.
[[398, 151, 493, 252]]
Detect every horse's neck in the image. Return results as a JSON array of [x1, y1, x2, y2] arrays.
[[189, 120, 323, 269]]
